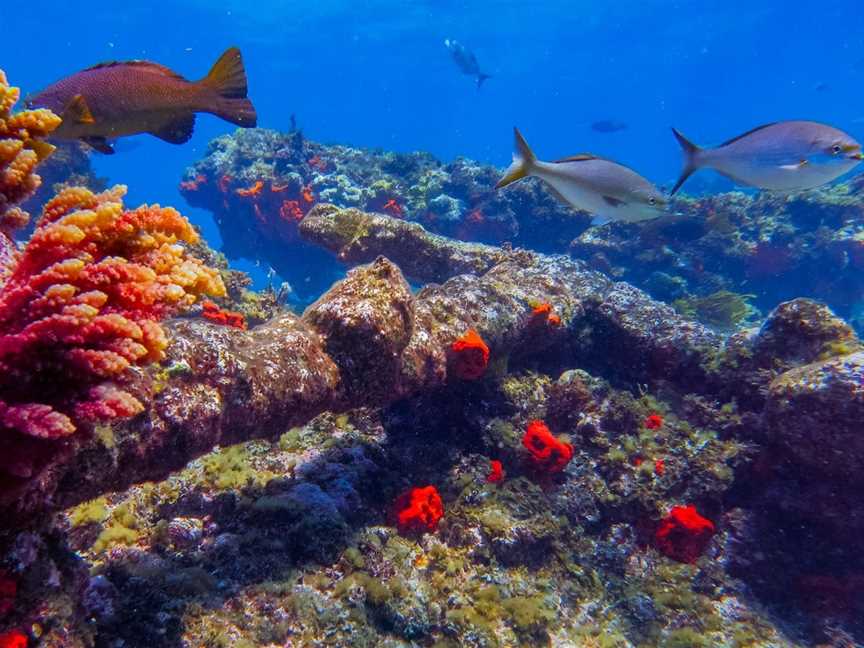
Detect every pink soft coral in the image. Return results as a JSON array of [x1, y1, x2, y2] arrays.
[[0, 185, 224, 487]]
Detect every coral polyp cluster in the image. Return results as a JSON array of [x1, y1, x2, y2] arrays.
[[0, 184, 225, 489], [0, 69, 61, 233]]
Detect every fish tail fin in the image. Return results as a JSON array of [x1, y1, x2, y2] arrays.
[[201, 46, 258, 127], [670, 127, 703, 195], [477, 73, 491, 89], [496, 127, 536, 189]]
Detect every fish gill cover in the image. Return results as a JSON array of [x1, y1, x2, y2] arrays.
[[2, 2, 864, 647]]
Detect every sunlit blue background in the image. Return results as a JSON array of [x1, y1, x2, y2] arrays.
[[3, 0, 863, 275]]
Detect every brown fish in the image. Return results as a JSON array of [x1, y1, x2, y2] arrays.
[[27, 47, 257, 154]]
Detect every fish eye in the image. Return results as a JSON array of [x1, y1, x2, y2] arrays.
[[832, 144, 842, 154], [648, 197, 656, 205]]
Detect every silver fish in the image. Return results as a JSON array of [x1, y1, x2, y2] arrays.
[[670, 121, 864, 195], [496, 127, 668, 223], [444, 39, 491, 88]]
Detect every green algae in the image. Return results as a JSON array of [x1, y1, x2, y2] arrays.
[[502, 594, 555, 633], [201, 443, 275, 490], [662, 627, 711, 647], [673, 290, 755, 331], [92, 501, 141, 553], [68, 496, 109, 528]]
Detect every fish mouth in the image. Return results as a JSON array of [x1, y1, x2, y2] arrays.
[[848, 152, 864, 161]]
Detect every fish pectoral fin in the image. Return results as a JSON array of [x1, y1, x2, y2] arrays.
[[63, 94, 95, 124], [780, 160, 809, 170], [82, 137, 115, 154], [602, 195, 627, 207], [150, 113, 196, 144]]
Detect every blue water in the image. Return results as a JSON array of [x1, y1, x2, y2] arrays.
[[3, 0, 863, 258]]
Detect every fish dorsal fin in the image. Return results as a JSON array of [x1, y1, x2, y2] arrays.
[[62, 94, 95, 124], [553, 154, 599, 163], [150, 113, 196, 144], [82, 60, 188, 81], [719, 122, 779, 147]]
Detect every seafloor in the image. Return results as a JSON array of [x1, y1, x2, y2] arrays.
[[3, 125, 864, 648]]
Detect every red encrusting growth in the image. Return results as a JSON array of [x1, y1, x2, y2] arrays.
[[448, 329, 489, 380], [393, 485, 444, 535], [0, 185, 225, 489], [644, 413, 663, 430], [654, 458, 665, 476], [235, 180, 264, 198], [201, 300, 247, 330], [0, 570, 16, 616], [486, 459, 504, 483], [530, 302, 563, 328], [522, 420, 573, 474], [382, 198, 404, 218], [0, 630, 27, 648], [654, 504, 715, 563]]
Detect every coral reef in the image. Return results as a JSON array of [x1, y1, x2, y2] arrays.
[[0, 184, 225, 509], [3, 175, 864, 644], [180, 129, 591, 296], [573, 186, 864, 333], [183, 129, 864, 337], [0, 69, 60, 234]]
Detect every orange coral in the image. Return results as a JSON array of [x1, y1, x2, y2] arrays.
[[530, 302, 562, 328], [0, 630, 27, 648], [654, 505, 715, 563], [644, 413, 663, 429], [486, 459, 505, 483], [307, 155, 328, 171], [235, 180, 264, 198], [448, 328, 489, 380], [302, 184, 315, 204], [522, 420, 573, 474], [201, 300, 247, 329], [179, 174, 207, 192], [279, 200, 304, 222], [0, 185, 224, 484], [0, 69, 61, 234], [393, 485, 444, 535], [382, 198, 403, 218]]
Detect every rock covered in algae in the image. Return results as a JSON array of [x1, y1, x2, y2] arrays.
[[572, 184, 864, 334]]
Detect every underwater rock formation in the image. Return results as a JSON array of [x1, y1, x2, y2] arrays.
[[573, 186, 864, 332], [1, 208, 863, 645], [5, 203, 862, 552], [182, 128, 864, 334], [180, 128, 592, 295], [1, 221, 728, 525]]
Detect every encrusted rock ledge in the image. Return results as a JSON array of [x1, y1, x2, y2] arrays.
[[7, 206, 864, 538]]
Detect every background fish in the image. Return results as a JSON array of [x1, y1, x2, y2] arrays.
[[27, 47, 257, 154], [444, 39, 491, 88], [670, 121, 863, 195], [496, 127, 667, 223], [591, 120, 629, 134]]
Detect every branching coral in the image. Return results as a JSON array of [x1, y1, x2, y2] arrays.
[[0, 184, 225, 488], [0, 69, 60, 235]]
